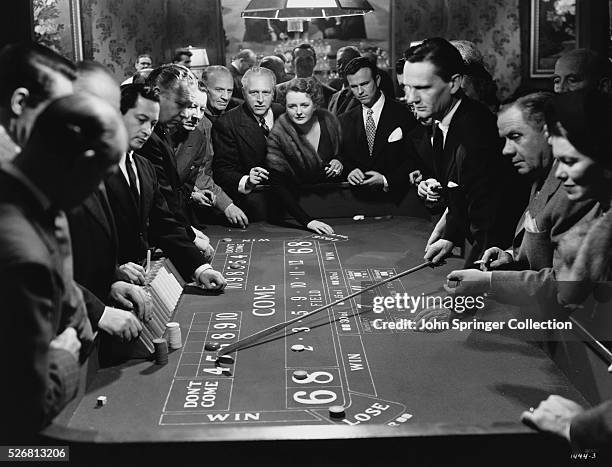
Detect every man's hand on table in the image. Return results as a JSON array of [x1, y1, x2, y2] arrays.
[[98, 307, 143, 341], [116, 262, 146, 285], [224, 203, 249, 228], [109, 281, 152, 321], [521, 395, 584, 442], [197, 268, 227, 290]]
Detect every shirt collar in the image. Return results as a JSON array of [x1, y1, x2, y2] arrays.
[[363, 92, 385, 114], [436, 98, 462, 133]]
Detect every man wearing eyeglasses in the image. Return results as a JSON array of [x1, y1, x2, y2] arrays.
[[212, 67, 284, 210]]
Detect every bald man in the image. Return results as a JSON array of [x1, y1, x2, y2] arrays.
[[0, 94, 126, 440]]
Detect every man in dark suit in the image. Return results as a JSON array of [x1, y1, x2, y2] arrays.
[[69, 65, 152, 341], [404, 38, 503, 266], [138, 64, 216, 255], [0, 94, 125, 440], [328, 46, 361, 116], [229, 49, 257, 103], [202, 65, 238, 125], [338, 57, 417, 195], [275, 44, 336, 107], [106, 83, 225, 290], [212, 67, 284, 206]]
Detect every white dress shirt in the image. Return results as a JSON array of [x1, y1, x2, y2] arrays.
[[116, 152, 212, 281], [361, 93, 389, 191], [432, 99, 462, 147], [118, 151, 141, 195], [239, 108, 275, 194], [361, 92, 385, 129]]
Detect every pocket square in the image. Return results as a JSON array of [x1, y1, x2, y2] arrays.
[[387, 127, 403, 143], [447, 181, 459, 188]]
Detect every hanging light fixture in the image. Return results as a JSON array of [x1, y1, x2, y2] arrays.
[[241, 0, 375, 20]]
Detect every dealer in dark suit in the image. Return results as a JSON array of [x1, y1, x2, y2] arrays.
[[212, 67, 284, 206], [338, 57, 417, 195], [0, 94, 123, 440], [404, 38, 503, 266], [106, 83, 226, 290]]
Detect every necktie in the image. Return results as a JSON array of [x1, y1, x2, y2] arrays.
[[125, 152, 140, 207], [258, 115, 270, 137], [365, 108, 376, 156], [432, 122, 444, 173]]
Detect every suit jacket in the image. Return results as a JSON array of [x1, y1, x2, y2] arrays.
[[339, 96, 418, 193], [229, 63, 245, 106], [105, 154, 204, 280], [186, 117, 233, 212], [0, 164, 92, 439], [68, 186, 118, 313], [137, 127, 194, 240], [212, 102, 284, 201], [408, 97, 501, 264], [328, 87, 360, 116], [489, 164, 598, 305]]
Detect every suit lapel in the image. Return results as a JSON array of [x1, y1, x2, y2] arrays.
[[372, 100, 393, 159], [82, 188, 115, 241], [238, 105, 267, 154], [133, 155, 151, 226], [106, 165, 140, 218]]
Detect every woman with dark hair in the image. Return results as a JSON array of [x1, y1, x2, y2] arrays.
[[520, 89, 612, 451], [266, 77, 343, 234]]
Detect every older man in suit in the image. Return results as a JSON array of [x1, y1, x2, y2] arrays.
[[212, 67, 284, 208], [338, 57, 417, 195], [444, 92, 598, 302], [105, 83, 226, 290], [173, 88, 249, 228], [0, 94, 125, 440]]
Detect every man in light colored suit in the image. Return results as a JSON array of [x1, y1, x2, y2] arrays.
[[444, 92, 597, 302]]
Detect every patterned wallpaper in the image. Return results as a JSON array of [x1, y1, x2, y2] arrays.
[[394, 0, 521, 99], [80, 0, 167, 80], [33, 0, 521, 95]]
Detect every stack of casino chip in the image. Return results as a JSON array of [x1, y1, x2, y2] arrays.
[[165, 322, 182, 349], [153, 338, 169, 365]]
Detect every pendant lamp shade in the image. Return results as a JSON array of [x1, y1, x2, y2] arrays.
[[241, 0, 375, 20]]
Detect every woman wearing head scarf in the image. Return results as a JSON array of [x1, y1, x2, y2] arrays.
[[266, 77, 343, 234]]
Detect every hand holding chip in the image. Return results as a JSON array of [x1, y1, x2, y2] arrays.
[[444, 269, 491, 295], [479, 247, 513, 271]]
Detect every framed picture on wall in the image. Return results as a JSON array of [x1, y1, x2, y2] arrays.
[[530, 0, 578, 77], [32, 0, 83, 62]]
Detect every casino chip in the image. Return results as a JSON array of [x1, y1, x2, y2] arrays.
[[222, 238, 232, 242], [292, 370, 308, 381], [229, 263, 241, 269], [205, 342, 220, 351], [290, 344, 305, 352], [352, 215, 365, 221], [329, 405, 345, 419]]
